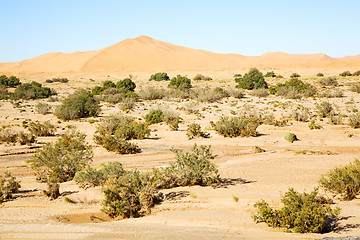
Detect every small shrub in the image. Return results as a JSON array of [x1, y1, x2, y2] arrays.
[[186, 123, 209, 139], [35, 102, 52, 115], [316, 101, 333, 118], [291, 108, 309, 122], [264, 71, 276, 77], [350, 82, 360, 93], [285, 133, 297, 143], [317, 73, 324, 77], [233, 73, 242, 78], [214, 116, 260, 137], [149, 72, 169, 81], [0, 85, 9, 100], [74, 161, 125, 189], [28, 129, 93, 182], [290, 73, 301, 78], [227, 88, 245, 99], [114, 123, 150, 140], [329, 115, 343, 125], [118, 98, 136, 112], [43, 176, 60, 200], [0, 171, 21, 201], [235, 68, 268, 90], [308, 121, 322, 130], [320, 159, 360, 200], [116, 78, 136, 92], [348, 113, 360, 128], [27, 121, 56, 136], [0, 128, 18, 144], [353, 70, 360, 76], [13, 81, 55, 100], [318, 89, 344, 98], [55, 90, 101, 120], [319, 77, 338, 87], [16, 131, 36, 145], [270, 78, 316, 99], [253, 146, 265, 153], [45, 77, 69, 83], [94, 134, 140, 154], [194, 88, 228, 102], [193, 74, 212, 81], [0, 75, 21, 88], [168, 75, 192, 89], [139, 88, 166, 100], [339, 71, 352, 77], [252, 188, 340, 233], [163, 109, 181, 131], [145, 109, 164, 124], [249, 88, 269, 98]]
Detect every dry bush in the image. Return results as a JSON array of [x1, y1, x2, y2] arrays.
[[0, 171, 21, 202], [291, 108, 309, 122], [227, 88, 245, 99], [186, 123, 210, 139], [348, 113, 360, 128], [214, 116, 260, 137], [350, 82, 360, 93], [139, 88, 167, 100], [249, 88, 269, 98], [35, 102, 52, 115], [316, 101, 334, 118], [319, 77, 338, 87], [27, 121, 56, 136]]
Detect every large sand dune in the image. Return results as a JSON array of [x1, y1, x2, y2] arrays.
[[1, 36, 360, 74]]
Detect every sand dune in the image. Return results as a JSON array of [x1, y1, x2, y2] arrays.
[[0, 36, 360, 74]]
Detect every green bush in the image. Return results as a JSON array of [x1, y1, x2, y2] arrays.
[[317, 73, 324, 77], [45, 77, 69, 83], [320, 159, 360, 200], [270, 78, 316, 98], [319, 77, 338, 87], [0, 171, 21, 202], [149, 72, 170, 81], [339, 71, 352, 77], [55, 90, 101, 120], [316, 101, 333, 118], [94, 134, 140, 154], [116, 78, 136, 92], [168, 75, 192, 89], [186, 123, 209, 139], [0, 75, 21, 88], [28, 129, 93, 182], [353, 70, 360, 76], [145, 109, 164, 124], [193, 74, 212, 81], [308, 121, 323, 130], [290, 73, 301, 78], [27, 121, 55, 136], [264, 71, 276, 78], [114, 123, 150, 140], [253, 188, 340, 233], [348, 113, 360, 128], [235, 68, 268, 90], [350, 82, 360, 93], [74, 161, 125, 189], [13, 81, 55, 100], [0, 85, 9, 100], [35, 102, 52, 115], [285, 133, 297, 143], [214, 116, 260, 137]]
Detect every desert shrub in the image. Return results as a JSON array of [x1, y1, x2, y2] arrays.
[[45, 77, 69, 83], [0, 75, 21, 88], [285, 133, 297, 143], [43, 176, 60, 200], [233, 73, 242, 78], [252, 188, 340, 233], [35, 102, 52, 114], [235, 68, 268, 90], [0, 85, 9, 100], [0, 128, 18, 144], [28, 129, 93, 182], [116, 78, 136, 92], [317, 73, 324, 77], [27, 121, 55, 136], [94, 134, 140, 154], [163, 109, 181, 131], [94, 115, 134, 136], [350, 82, 360, 93], [270, 78, 316, 98], [353, 70, 360, 76], [291, 108, 309, 122], [339, 71, 352, 77], [253, 146, 265, 153], [168, 75, 192, 89], [249, 88, 269, 98], [320, 159, 360, 200], [55, 90, 101, 120], [16, 131, 36, 145], [13, 81, 55, 100], [214, 116, 260, 137], [102, 169, 160, 218], [329, 115, 343, 125], [114, 123, 150, 140], [308, 121, 322, 130], [276, 75, 284, 78], [348, 113, 360, 128], [193, 74, 212, 81], [186, 123, 210, 139], [0, 171, 21, 202], [264, 71, 276, 77], [318, 89, 344, 98], [145, 109, 164, 124], [316, 101, 334, 118], [194, 87, 229, 102], [118, 98, 136, 112], [290, 73, 301, 78], [149, 72, 170, 81], [227, 88, 245, 99], [139, 88, 166, 100], [319, 77, 338, 87], [74, 161, 125, 189], [91, 81, 116, 95]]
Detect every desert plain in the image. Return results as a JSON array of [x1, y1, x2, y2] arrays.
[[0, 37, 360, 240]]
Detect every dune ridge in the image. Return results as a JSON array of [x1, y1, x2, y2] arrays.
[[1, 36, 360, 74]]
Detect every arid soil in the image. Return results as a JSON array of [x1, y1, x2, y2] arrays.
[[0, 72, 360, 240]]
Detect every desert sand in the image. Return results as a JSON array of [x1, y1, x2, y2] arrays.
[[0, 37, 360, 240]]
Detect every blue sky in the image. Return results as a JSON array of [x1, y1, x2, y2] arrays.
[[1, 0, 359, 62]]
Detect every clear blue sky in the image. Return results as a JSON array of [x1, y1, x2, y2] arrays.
[[1, 0, 359, 62]]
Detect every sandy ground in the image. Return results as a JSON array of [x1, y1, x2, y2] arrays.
[[0, 73, 360, 240]]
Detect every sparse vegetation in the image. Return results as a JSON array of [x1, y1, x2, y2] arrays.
[[253, 188, 340, 233]]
